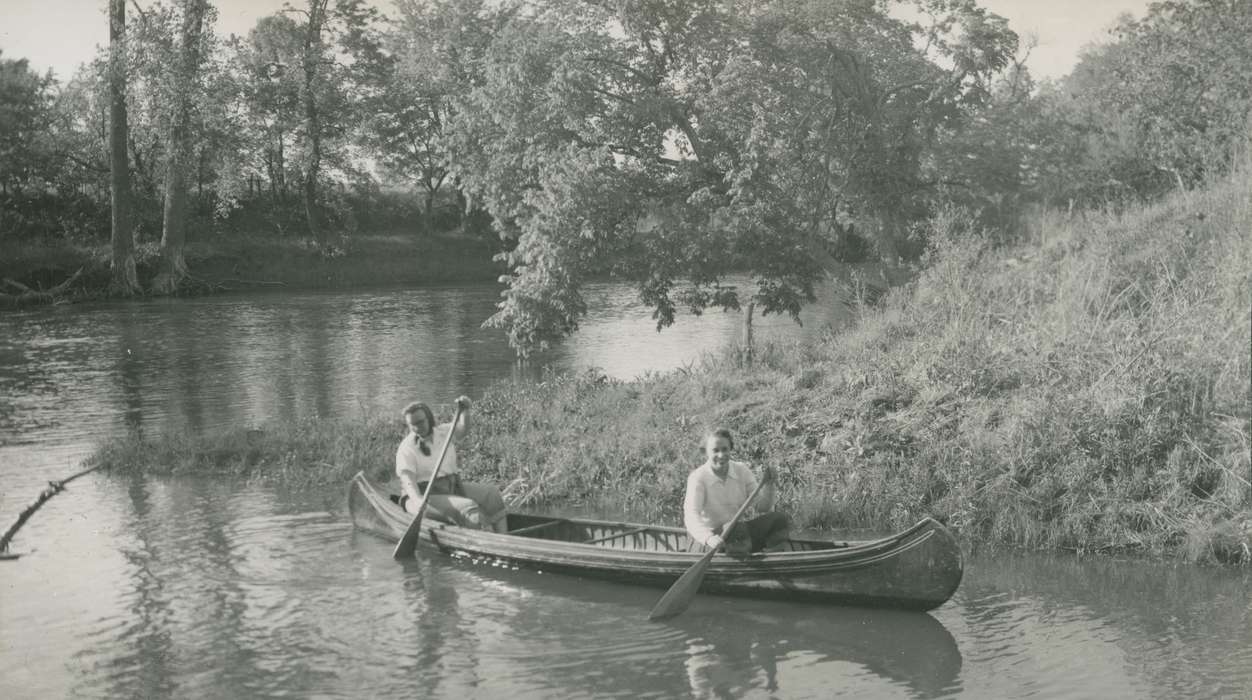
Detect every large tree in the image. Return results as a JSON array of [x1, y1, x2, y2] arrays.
[[296, 0, 333, 242], [155, 0, 213, 293], [109, 0, 140, 294], [445, 0, 1018, 355]]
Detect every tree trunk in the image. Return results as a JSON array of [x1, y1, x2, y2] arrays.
[[109, 0, 139, 295], [300, 0, 329, 244], [276, 132, 285, 200], [424, 187, 435, 233], [156, 0, 208, 295]]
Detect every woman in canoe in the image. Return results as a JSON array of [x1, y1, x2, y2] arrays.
[[395, 396, 508, 532], [684, 428, 791, 554]]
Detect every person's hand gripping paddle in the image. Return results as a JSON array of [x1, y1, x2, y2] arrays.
[[647, 476, 769, 620]]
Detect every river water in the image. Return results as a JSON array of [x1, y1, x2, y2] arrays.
[[1, 284, 1249, 699]]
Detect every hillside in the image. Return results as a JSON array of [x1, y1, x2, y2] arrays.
[[462, 166, 1251, 563]]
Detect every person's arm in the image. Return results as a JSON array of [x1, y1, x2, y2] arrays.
[[450, 395, 471, 439], [739, 462, 777, 512], [397, 444, 422, 503], [683, 472, 721, 548], [398, 470, 422, 504], [757, 465, 778, 512]]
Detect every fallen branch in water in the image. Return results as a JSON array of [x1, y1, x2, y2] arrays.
[[0, 267, 85, 307], [178, 274, 287, 293], [216, 278, 288, 288], [0, 461, 107, 559]]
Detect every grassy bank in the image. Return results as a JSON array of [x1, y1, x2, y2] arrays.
[[91, 168, 1251, 564], [0, 231, 502, 303]]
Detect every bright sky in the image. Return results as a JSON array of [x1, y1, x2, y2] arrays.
[[1, 0, 1151, 82]]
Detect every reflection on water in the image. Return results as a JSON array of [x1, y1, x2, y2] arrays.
[[409, 552, 963, 699], [940, 551, 1252, 700], [2, 284, 1250, 699], [0, 283, 843, 506]]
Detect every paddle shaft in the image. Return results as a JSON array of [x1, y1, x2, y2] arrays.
[[648, 475, 770, 621], [392, 403, 464, 560]]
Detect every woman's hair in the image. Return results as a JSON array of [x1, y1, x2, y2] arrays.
[[706, 427, 734, 449], [401, 402, 436, 429]]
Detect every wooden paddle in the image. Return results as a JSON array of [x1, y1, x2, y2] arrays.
[[392, 402, 465, 560], [648, 475, 769, 621]]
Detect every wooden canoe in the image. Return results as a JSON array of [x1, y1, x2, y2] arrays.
[[348, 471, 963, 611]]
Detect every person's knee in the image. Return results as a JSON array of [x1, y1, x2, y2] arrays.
[[480, 487, 505, 515], [457, 503, 485, 528], [766, 513, 791, 539], [463, 482, 507, 518]]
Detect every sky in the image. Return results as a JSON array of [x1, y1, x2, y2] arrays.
[[1, 0, 1153, 83]]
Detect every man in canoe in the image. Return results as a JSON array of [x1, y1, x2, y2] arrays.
[[395, 396, 509, 533], [684, 428, 791, 555]]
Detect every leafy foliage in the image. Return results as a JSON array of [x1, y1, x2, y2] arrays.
[[445, 0, 1020, 354], [0, 53, 60, 194], [1030, 0, 1252, 206]]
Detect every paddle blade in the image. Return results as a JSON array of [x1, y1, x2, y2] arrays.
[[391, 505, 426, 560], [648, 549, 716, 621]]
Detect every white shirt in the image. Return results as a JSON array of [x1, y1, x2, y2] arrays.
[[683, 460, 759, 546], [395, 424, 459, 483]]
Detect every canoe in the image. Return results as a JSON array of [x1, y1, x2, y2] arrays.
[[347, 471, 963, 611]]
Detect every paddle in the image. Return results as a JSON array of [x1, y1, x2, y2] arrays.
[[648, 475, 769, 621], [392, 402, 465, 560]]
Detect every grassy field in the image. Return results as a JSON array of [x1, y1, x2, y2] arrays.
[[92, 166, 1252, 564]]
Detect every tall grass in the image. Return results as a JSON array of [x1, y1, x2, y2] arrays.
[[92, 166, 1251, 563], [92, 416, 402, 487]]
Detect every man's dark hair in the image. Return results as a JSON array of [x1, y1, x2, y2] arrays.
[[708, 427, 734, 449]]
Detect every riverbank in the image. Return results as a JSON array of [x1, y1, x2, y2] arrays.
[[89, 168, 1251, 565], [0, 231, 503, 305]]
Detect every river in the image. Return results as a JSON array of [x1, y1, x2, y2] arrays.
[[1, 283, 1248, 699]]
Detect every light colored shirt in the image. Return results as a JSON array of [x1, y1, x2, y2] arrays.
[[395, 424, 459, 483], [683, 460, 759, 547]]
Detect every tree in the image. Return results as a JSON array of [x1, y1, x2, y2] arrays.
[[109, 0, 140, 294], [444, 0, 1018, 355], [366, 0, 504, 228], [155, 0, 213, 294], [1031, 0, 1252, 206], [296, 0, 333, 242], [230, 15, 306, 206], [1107, 0, 1252, 187], [0, 53, 57, 195]]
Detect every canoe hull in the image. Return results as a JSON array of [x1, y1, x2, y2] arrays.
[[348, 472, 962, 611]]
